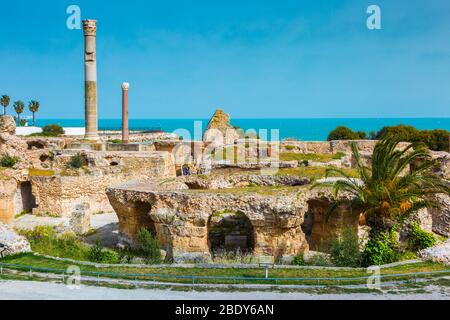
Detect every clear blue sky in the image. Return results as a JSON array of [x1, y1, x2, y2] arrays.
[[1, 0, 449, 119]]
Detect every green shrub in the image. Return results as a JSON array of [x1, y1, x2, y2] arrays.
[[362, 231, 400, 266], [329, 228, 362, 267], [135, 228, 162, 264], [292, 255, 305, 266], [68, 153, 84, 169], [327, 126, 366, 141], [41, 124, 65, 137], [0, 154, 19, 168], [409, 224, 437, 252], [88, 240, 120, 264]]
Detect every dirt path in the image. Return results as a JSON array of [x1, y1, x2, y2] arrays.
[[1, 280, 450, 300]]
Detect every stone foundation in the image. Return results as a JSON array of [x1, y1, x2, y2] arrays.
[[106, 177, 362, 263]]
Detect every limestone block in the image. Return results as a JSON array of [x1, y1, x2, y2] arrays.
[[0, 222, 31, 256], [0, 116, 16, 135], [69, 204, 91, 235], [431, 194, 450, 237]]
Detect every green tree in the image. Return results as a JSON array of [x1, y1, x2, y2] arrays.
[[314, 137, 450, 234], [13, 101, 25, 126], [327, 126, 365, 141], [0, 95, 10, 115], [376, 125, 449, 151], [28, 100, 40, 126]]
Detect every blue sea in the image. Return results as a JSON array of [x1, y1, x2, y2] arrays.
[[34, 118, 450, 141]]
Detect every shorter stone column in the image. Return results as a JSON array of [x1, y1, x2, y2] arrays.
[[69, 203, 91, 235], [121, 82, 130, 144]]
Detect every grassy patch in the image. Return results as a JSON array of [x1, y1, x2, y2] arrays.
[[276, 166, 359, 180], [28, 168, 56, 177], [279, 152, 345, 162], [1, 253, 448, 286], [187, 185, 308, 196], [17, 226, 91, 261]]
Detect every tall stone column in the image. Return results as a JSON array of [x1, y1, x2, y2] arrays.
[[83, 19, 100, 141], [121, 82, 130, 143]]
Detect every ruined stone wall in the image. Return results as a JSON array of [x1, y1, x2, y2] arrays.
[[30, 151, 176, 217], [0, 179, 18, 223]]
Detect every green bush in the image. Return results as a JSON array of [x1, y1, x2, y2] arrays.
[[68, 153, 84, 169], [409, 224, 437, 252], [135, 227, 162, 264], [329, 228, 362, 267], [362, 231, 400, 266], [41, 124, 65, 137], [327, 126, 366, 141], [88, 240, 120, 264], [376, 125, 449, 151], [0, 154, 19, 168]]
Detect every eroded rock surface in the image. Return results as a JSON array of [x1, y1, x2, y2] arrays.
[[419, 239, 450, 266]]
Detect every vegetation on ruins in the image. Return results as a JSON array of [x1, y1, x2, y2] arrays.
[[0, 95, 10, 115], [68, 153, 84, 169], [408, 223, 437, 252], [12, 100, 25, 126], [327, 126, 367, 141], [28, 100, 40, 126], [0, 153, 19, 168]]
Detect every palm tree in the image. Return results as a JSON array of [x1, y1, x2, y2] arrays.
[[0, 95, 10, 115], [314, 137, 450, 234], [13, 101, 25, 126], [28, 100, 40, 126]]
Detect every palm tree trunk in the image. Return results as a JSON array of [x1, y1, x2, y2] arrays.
[[3, 107, 5, 115], [32, 112, 35, 126], [17, 114, 21, 126]]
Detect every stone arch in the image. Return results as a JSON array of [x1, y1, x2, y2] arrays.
[[207, 210, 255, 255]]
